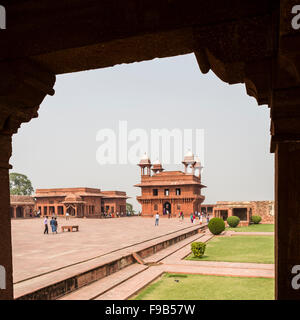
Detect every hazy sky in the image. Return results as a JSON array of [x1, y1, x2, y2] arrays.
[[10, 53, 274, 211]]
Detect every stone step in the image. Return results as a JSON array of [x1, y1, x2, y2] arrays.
[[59, 263, 148, 300], [162, 234, 214, 263], [143, 232, 207, 264], [94, 266, 166, 300]]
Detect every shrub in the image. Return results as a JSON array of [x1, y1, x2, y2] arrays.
[[191, 242, 206, 258], [251, 215, 262, 224], [208, 217, 225, 235], [227, 216, 240, 228]]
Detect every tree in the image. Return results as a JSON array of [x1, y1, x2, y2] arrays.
[[9, 173, 34, 195], [126, 203, 135, 215]]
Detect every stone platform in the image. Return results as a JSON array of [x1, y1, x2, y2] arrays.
[[12, 217, 205, 299]]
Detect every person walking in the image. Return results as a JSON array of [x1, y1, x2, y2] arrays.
[[50, 217, 56, 234], [181, 211, 184, 221], [43, 216, 48, 234], [54, 217, 58, 234], [168, 210, 171, 219], [66, 211, 69, 220], [207, 213, 210, 223], [190, 213, 194, 223], [155, 213, 159, 226], [200, 213, 203, 225]]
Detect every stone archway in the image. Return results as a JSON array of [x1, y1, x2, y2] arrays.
[[163, 202, 171, 215], [1, 0, 300, 300]]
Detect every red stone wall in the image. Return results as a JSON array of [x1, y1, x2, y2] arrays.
[[251, 201, 274, 223]]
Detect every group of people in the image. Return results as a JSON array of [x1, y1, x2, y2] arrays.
[[190, 211, 210, 224], [154, 211, 210, 226], [102, 212, 130, 218], [43, 216, 58, 234]]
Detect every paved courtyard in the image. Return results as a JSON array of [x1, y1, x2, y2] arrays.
[[11, 216, 198, 284]]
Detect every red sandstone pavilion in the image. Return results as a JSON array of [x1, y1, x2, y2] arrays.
[[135, 152, 205, 217], [34, 187, 128, 217]]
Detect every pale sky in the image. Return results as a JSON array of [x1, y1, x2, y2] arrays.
[[10, 53, 274, 211]]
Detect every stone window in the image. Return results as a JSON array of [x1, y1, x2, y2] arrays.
[[233, 208, 247, 221], [164, 189, 169, 196], [176, 188, 181, 195], [153, 189, 158, 196], [57, 206, 64, 215]]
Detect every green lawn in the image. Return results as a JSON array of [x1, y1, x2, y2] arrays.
[[132, 273, 274, 300], [186, 236, 274, 264], [226, 224, 274, 232]]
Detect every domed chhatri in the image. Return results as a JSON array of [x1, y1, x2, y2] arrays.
[[183, 150, 195, 163], [139, 152, 151, 165], [152, 159, 164, 174], [138, 153, 152, 176], [194, 156, 201, 168]]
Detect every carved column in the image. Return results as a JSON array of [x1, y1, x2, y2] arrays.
[[270, 87, 300, 300], [0, 59, 55, 300]]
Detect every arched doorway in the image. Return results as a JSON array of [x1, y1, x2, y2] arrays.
[[16, 207, 24, 218], [163, 202, 171, 215]]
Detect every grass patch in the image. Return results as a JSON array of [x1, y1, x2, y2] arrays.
[[227, 224, 274, 232], [132, 273, 274, 300], [186, 236, 274, 264]]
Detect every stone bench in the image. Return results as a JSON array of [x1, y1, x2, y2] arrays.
[[61, 225, 79, 232]]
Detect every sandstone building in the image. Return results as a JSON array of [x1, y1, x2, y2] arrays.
[[135, 152, 206, 217], [35, 187, 127, 217], [10, 195, 35, 218], [202, 201, 274, 225]]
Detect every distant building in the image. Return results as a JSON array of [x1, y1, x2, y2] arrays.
[[10, 195, 35, 218], [135, 152, 206, 217], [201, 200, 274, 225], [34, 187, 128, 217]]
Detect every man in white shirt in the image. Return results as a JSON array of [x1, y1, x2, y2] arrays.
[[43, 216, 48, 234], [155, 213, 159, 226]]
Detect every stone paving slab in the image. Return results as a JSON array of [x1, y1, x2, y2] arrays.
[[164, 264, 274, 278], [14, 220, 203, 299], [59, 264, 148, 300], [12, 217, 200, 283], [224, 231, 274, 236]]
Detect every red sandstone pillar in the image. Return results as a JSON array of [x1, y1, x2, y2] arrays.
[[275, 143, 300, 300], [246, 207, 250, 225], [0, 59, 55, 300], [0, 134, 13, 300], [13, 206, 16, 219]]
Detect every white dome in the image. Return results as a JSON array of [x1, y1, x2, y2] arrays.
[[141, 152, 150, 160], [153, 159, 161, 165], [183, 149, 195, 163], [139, 152, 151, 165], [194, 156, 201, 167], [185, 150, 194, 157]]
